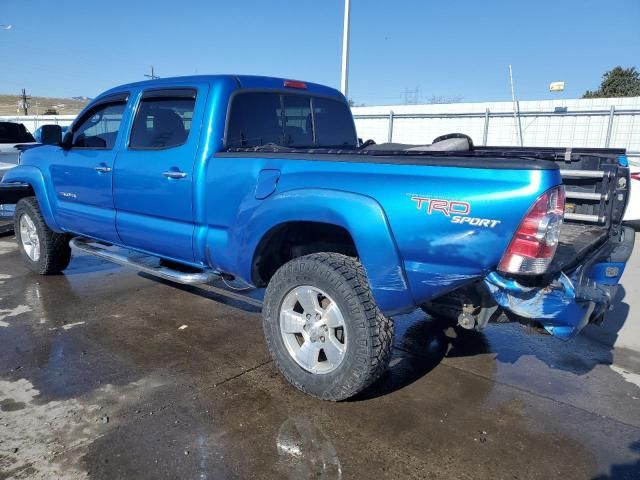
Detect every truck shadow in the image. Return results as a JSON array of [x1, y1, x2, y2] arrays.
[[138, 273, 262, 314], [353, 285, 632, 400], [489, 284, 631, 376], [591, 440, 640, 479], [352, 315, 492, 401], [581, 285, 632, 359]]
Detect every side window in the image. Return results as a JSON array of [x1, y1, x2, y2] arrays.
[[129, 90, 196, 149], [72, 102, 126, 149]]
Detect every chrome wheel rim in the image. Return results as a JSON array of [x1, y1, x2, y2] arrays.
[[19, 213, 40, 262], [279, 285, 347, 375]]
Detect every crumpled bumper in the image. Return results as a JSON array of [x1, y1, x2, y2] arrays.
[[483, 226, 635, 340]]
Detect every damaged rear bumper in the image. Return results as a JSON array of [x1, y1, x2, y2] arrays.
[[483, 226, 635, 340]]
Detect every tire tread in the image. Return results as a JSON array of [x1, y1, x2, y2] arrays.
[[263, 252, 393, 401], [14, 197, 71, 275]]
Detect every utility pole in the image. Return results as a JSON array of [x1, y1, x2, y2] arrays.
[[340, 0, 351, 98], [19, 88, 31, 115], [144, 66, 160, 80], [508, 65, 523, 147]]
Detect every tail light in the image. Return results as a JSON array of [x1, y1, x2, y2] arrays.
[[498, 186, 565, 275], [631, 172, 640, 181]]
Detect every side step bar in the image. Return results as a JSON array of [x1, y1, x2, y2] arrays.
[[70, 237, 219, 285]]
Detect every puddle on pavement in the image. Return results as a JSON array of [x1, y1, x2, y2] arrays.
[[276, 417, 342, 479], [0, 304, 33, 327], [0, 376, 165, 479], [610, 364, 640, 390], [1, 230, 640, 478]]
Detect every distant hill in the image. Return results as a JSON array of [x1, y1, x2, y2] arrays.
[[0, 94, 89, 116]]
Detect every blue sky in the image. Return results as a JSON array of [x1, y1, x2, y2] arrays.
[[1, 0, 639, 104]]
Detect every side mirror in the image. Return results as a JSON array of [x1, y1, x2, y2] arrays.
[[61, 131, 73, 150], [40, 124, 62, 145]]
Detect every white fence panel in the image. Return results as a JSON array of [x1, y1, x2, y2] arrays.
[[352, 96, 640, 160]]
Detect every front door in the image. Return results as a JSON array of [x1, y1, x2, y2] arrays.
[[113, 86, 206, 263], [50, 93, 129, 243]]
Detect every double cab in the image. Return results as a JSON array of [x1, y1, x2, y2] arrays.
[[1, 75, 634, 400]]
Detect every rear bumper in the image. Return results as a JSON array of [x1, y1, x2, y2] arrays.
[[484, 226, 635, 340]]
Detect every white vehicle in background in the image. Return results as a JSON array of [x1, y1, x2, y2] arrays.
[[0, 122, 37, 233], [624, 159, 640, 228]]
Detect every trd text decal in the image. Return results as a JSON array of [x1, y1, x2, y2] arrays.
[[410, 195, 501, 228]]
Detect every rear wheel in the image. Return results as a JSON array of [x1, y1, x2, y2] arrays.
[[14, 197, 71, 274], [262, 253, 393, 401]]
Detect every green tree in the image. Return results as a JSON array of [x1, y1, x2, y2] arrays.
[[583, 66, 640, 98]]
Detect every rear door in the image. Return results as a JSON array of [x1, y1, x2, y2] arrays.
[[113, 86, 207, 262], [49, 93, 129, 243]]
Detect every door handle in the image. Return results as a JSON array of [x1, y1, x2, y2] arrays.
[[162, 170, 187, 179], [95, 165, 112, 173]]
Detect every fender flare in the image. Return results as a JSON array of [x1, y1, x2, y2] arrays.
[[2, 166, 62, 232], [231, 188, 415, 316]]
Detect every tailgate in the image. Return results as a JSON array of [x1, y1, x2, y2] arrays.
[[479, 147, 633, 339]]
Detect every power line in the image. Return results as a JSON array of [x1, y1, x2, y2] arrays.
[[144, 66, 160, 80], [401, 86, 420, 105]]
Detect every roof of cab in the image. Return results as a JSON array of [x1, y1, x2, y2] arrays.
[[96, 74, 345, 102]]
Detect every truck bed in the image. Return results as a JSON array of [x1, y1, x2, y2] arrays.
[[477, 146, 629, 277], [550, 223, 608, 274]]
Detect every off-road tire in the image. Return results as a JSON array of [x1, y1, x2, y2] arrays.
[[14, 197, 71, 274], [263, 252, 394, 401]]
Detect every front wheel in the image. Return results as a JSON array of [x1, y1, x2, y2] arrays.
[[14, 197, 71, 275], [262, 253, 393, 401]]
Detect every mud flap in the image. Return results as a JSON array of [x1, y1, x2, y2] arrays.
[[483, 226, 634, 341]]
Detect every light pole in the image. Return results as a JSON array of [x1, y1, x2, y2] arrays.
[[340, 0, 351, 98], [508, 64, 523, 147]]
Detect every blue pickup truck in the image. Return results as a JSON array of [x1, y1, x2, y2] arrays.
[[0, 75, 634, 400]]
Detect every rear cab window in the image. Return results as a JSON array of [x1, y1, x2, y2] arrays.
[[226, 92, 357, 149]]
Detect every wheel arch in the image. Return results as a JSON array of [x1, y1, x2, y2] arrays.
[[251, 220, 358, 287], [232, 188, 415, 316], [2, 166, 62, 232]]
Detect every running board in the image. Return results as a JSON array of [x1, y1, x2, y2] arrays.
[[70, 237, 219, 285]]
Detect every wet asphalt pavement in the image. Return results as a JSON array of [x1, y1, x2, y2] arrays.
[[1, 235, 640, 480]]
